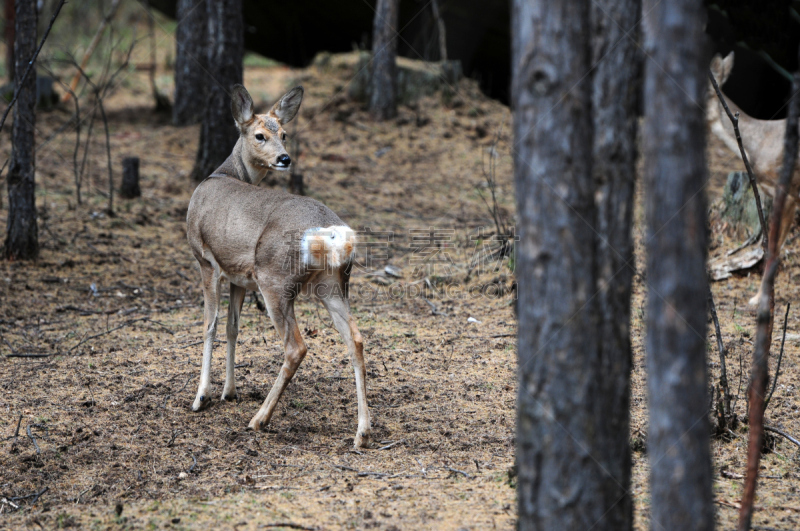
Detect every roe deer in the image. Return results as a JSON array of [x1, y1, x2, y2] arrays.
[[708, 53, 800, 305], [186, 85, 371, 447]]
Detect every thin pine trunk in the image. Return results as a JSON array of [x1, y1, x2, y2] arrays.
[[4, 0, 38, 260], [369, 0, 399, 120]]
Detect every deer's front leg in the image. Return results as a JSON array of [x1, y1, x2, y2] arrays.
[[222, 284, 246, 401], [193, 265, 221, 411]]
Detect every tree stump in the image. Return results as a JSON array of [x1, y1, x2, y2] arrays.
[[120, 157, 141, 199], [290, 172, 304, 195]]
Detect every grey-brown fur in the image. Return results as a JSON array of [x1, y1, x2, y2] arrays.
[[185, 85, 371, 447]]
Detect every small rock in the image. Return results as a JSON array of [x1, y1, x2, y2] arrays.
[[178, 472, 188, 480], [384, 265, 403, 278]]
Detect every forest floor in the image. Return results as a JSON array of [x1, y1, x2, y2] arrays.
[[0, 48, 798, 530]]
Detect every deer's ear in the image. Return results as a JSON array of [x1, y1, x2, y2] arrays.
[[231, 84, 254, 126], [710, 52, 735, 85], [269, 86, 304, 125], [721, 52, 734, 79]]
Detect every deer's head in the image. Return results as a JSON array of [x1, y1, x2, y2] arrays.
[[231, 84, 304, 173]]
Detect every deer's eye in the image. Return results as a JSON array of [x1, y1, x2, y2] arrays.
[[255, 133, 265, 142], [282, 133, 286, 141]]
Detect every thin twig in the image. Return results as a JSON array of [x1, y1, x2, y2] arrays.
[[177, 375, 193, 393], [0, 0, 67, 134], [764, 303, 790, 412], [709, 69, 768, 254], [764, 426, 800, 449], [262, 524, 318, 531], [377, 439, 405, 450], [6, 415, 23, 445], [188, 454, 197, 473], [445, 466, 472, 478], [97, 95, 114, 215], [708, 288, 732, 428], [424, 298, 447, 316], [26, 424, 40, 454]]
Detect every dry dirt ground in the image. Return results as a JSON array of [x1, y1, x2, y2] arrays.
[[0, 48, 798, 531]]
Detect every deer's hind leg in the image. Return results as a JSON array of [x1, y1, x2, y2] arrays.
[[248, 286, 308, 431], [193, 258, 222, 412], [222, 283, 246, 401], [317, 277, 371, 448]]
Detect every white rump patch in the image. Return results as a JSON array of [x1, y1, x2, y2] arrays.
[[300, 225, 356, 269]]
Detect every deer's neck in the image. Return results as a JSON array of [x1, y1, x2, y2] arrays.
[[214, 138, 268, 185]]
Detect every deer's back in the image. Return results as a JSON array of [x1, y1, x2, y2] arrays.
[[187, 176, 347, 281]]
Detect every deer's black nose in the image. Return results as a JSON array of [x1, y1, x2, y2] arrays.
[[277, 154, 291, 166]]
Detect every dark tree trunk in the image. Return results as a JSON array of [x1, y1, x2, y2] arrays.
[[590, 0, 641, 528], [120, 157, 141, 199], [369, 0, 398, 120], [190, 0, 242, 182], [4, 0, 14, 83], [643, 0, 714, 529], [513, 0, 607, 528], [4, 0, 38, 261], [173, 0, 208, 126]]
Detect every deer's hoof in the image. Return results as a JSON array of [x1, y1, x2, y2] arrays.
[[221, 390, 238, 402], [248, 416, 265, 431], [192, 395, 212, 412], [353, 430, 370, 449]]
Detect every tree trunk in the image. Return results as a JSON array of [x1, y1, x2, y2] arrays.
[[173, 0, 208, 126], [190, 0, 242, 182], [4, 0, 14, 83], [4, 0, 38, 261], [590, 0, 641, 528], [369, 0, 398, 120], [513, 1, 604, 528], [642, 0, 714, 529]]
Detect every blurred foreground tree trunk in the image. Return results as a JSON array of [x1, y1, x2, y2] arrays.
[[643, 0, 714, 529], [513, 0, 602, 528], [4, 0, 14, 82], [590, 0, 641, 527], [190, 0, 242, 182], [514, 0, 641, 527], [4, 0, 38, 260], [369, 0, 398, 120], [173, 0, 208, 126]]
